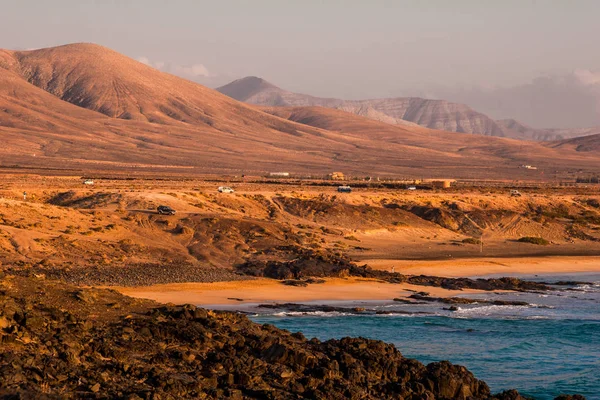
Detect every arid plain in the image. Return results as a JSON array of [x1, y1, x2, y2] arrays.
[[2, 173, 600, 305]]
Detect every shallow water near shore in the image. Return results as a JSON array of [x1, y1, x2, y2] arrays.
[[244, 273, 600, 399]]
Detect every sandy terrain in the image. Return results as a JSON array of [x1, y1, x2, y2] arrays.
[[116, 277, 487, 306], [364, 256, 600, 277], [2, 175, 600, 302]]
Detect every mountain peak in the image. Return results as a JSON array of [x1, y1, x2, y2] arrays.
[[216, 76, 279, 101]]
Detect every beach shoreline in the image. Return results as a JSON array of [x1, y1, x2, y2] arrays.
[[364, 255, 600, 277], [115, 255, 600, 306], [116, 277, 488, 306]]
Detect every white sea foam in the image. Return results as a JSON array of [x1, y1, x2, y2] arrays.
[[453, 304, 530, 316], [529, 304, 555, 309], [270, 311, 355, 317], [574, 283, 600, 293]]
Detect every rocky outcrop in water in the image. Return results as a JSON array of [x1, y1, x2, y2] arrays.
[[257, 303, 428, 316], [408, 293, 530, 306]]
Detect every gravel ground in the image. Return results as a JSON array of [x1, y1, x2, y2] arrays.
[[6, 263, 252, 286]]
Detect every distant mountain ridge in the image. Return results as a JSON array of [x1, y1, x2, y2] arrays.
[[1, 43, 599, 180], [498, 119, 600, 142], [217, 77, 598, 141]]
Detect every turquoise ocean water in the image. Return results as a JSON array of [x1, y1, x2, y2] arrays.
[[240, 273, 600, 399]]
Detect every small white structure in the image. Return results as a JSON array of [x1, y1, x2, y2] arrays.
[[521, 165, 538, 170], [83, 179, 94, 185], [337, 185, 352, 193], [510, 189, 522, 197], [218, 186, 235, 193], [269, 172, 290, 177], [407, 186, 417, 191]]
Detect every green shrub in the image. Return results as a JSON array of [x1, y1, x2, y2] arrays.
[[462, 238, 481, 245]]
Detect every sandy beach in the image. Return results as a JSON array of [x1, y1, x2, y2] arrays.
[[364, 256, 600, 277], [116, 277, 489, 306], [116, 256, 600, 306]]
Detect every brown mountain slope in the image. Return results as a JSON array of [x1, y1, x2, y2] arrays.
[[0, 44, 380, 172], [7, 44, 288, 128], [0, 59, 400, 175], [0, 43, 599, 179], [551, 133, 600, 152], [263, 106, 600, 172]]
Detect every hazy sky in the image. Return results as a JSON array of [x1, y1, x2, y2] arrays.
[[3, 0, 600, 127]]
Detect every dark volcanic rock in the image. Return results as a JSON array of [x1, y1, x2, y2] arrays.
[[238, 250, 355, 280], [281, 279, 309, 287], [494, 389, 532, 399], [256, 302, 426, 316], [405, 275, 549, 291], [408, 294, 530, 306], [552, 281, 593, 286], [0, 276, 561, 399], [238, 254, 550, 292]]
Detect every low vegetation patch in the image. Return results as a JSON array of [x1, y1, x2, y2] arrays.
[[462, 237, 482, 245], [586, 198, 600, 208], [517, 236, 549, 245]]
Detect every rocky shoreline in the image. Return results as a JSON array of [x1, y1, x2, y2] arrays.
[[256, 302, 432, 316], [238, 253, 551, 292], [6, 253, 554, 295], [0, 275, 587, 399]]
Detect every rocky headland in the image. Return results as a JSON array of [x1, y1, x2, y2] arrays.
[[0, 274, 586, 399]]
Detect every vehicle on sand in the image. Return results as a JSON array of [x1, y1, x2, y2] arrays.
[[157, 205, 176, 215]]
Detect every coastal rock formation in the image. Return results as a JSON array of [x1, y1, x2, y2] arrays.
[[407, 293, 530, 306], [237, 253, 550, 292], [257, 303, 427, 316], [0, 275, 564, 399]]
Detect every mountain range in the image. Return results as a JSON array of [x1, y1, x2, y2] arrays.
[[217, 76, 600, 141], [0, 43, 599, 179]]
